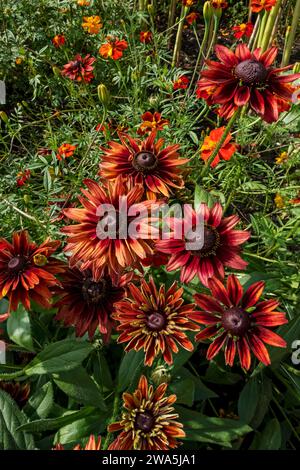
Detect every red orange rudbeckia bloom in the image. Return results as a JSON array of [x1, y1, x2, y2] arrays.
[[108, 375, 185, 450], [138, 112, 169, 135], [201, 127, 237, 167], [61, 54, 95, 83], [156, 203, 250, 286], [54, 435, 101, 450], [194, 275, 287, 369], [113, 277, 200, 366], [99, 131, 188, 199], [56, 143, 77, 160], [0, 231, 62, 311], [52, 34, 65, 48], [197, 44, 300, 123], [54, 267, 131, 340], [99, 37, 128, 60], [251, 0, 276, 12], [62, 177, 157, 281], [232, 22, 254, 39]]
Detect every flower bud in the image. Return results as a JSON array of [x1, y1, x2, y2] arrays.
[[0, 111, 8, 123], [52, 66, 61, 77], [203, 1, 213, 26], [151, 366, 171, 386], [293, 62, 300, 74], [147, 4, 154, 15], [97, 84, 110, 107]]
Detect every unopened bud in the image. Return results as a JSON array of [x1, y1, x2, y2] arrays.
[[97, 84, 110, 107], [203, 1, 213, 25], [147, 4, 154, 15], [52, 66, 61, 77], [151, 366, 171, 386], [293, 62, 300, 74], [0, 111, 8, 123]]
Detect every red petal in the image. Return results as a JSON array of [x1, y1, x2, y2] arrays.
[[247, 333, 271, 366], [242, 281, 265, 309], [237, 336, 251, 370], [254, 326, 286, 348], [227, 274, 243, 306], [207, 332, 227, 360], [208, 277, 232, 307], [234, 86, 250, 106]]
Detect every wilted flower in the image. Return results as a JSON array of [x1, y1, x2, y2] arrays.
[[108, 375, 185, 450], [173, 76, 189, 90], [138, 112, 169, 135], [194, 275, 287, 369], [56, 143, 77, 160], [201, 127, 237, 167], [232, 23, 254, 39], [186, 12, 200, 25], [197, 44, 300, 122], [211, 0, 228, 8], [52, 34, 66, 48], [82, 16, 102, 34], [140, 31, 153, 44], [156, 203, 250, 286], [113, 277, 200, 366], [99, 37, 128, 60], [0, 231, 62, 311], [251, 0, 276, 12], [61, 54, 95, 82], [99, 131, 188, 199]]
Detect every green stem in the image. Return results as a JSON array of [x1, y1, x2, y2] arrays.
[[0, 369, 24, 380], [188, 24, 210, 92], [200, 109, 241, 178], [171, 6, 188, 67], [203, 15, 220, 65], [261, 0, 282, 52], [257, 10, 268, 48], [281, 0, 300, 66], [102, 393, 120, 450], [168, 0, 177, 29], [248, 15, 260, 50]]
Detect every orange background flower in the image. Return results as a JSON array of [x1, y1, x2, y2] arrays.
[[201, 127, 237, 167]]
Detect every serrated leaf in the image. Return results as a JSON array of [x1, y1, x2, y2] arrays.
[[24, 339, 93, 376], [0, 389, 35, 450], [7, 305, 34, 351]]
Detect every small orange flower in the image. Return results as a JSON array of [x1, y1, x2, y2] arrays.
[[186, 12, 199, 25], [82, 16, 102, 34], [138, 111, 169, 135], [77, 0, 90, 5], [140, 31, 153, 44], [232, 23, 254, 39], [99, 37, 128, 60], [290, 194, 300, 204], [201, 127, 237, 167], [52, 34, 66, 48], [211, 0, 228, 8], [17, 169, 31, 187], [251, 0, 276, 12], [56, 143, 77, 160], [173, 76, 189, 90], [54, 435, 101, 450], [182, 0, 195, 5]]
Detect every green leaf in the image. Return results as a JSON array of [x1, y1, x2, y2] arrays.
[[0, 298, 9, 314], [270, 315, 300, 364], [54, 410, 110, 445], [0, 389, 35, 450], [7, 305, 34, 351], [43, 167, 52, 191], [171, 367, 217, 403], [176, 405, 251, 447], [118, 349, 145, 392], [53, 366, 106, 409], [16, 406, 95, 433], [238, 377, 260, 424], [194, 185, 214, 209], [256, 419, 282, 450], [24, 338, 93, 376], [24, 381, 54, 419], [170, 378, 195, 406]]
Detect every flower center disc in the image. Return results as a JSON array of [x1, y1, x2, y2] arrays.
[[135, 411, 155, 432], [8, 256, 26, 272], [133, 151, 158, 172], [147, 312, 166, 331], [82, 278, 108, 304], [189, 226, 220, 257], [235, 59, 268, 85], [222, 307, 251, 336]]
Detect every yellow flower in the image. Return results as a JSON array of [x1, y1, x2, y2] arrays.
[[15, 57, 23, 65], [275, 151, 288, 164], [82, 15, 102, 34], [274, 193, 285, 209]]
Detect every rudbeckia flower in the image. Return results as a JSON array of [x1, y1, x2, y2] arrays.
[[113, 277, 200, 366], [62, 177, 157, 280], [99, 37, 128, 60], [201, 127, 237, 167], [108, 375, 185, 450], [54, 267, 131, 340], [99, 131, 188, 199], [54, 435, 101, 450], [232, 23, 254, 39], [156, 203, 250, 286], [251, 0, 276, 12], [61, 54, 95, 82], [193, 275, 287, 369], [0, 231, 63, 311], [82, 16, 102, 34], [197, 44, 300, 123]]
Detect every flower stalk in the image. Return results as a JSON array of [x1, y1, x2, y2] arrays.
[[172, 6, 189, 67], [281, 0, 300, 66], [103, 393, 120, 450], [261, 0, 282, 51]]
